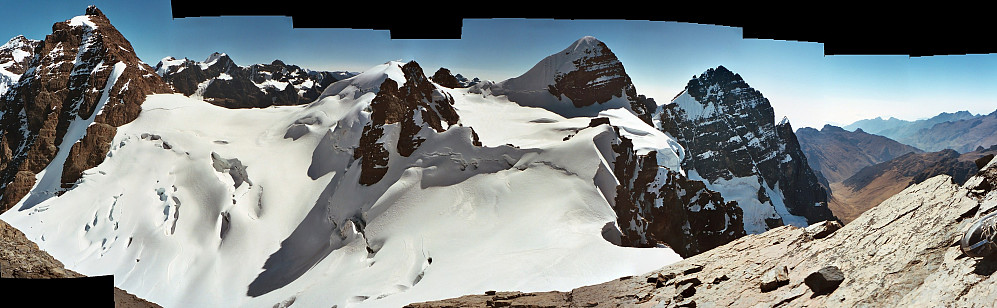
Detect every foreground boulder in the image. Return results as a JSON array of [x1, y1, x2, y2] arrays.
[[409, 158, 997, 307]]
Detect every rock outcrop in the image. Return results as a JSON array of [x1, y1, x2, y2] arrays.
[[0, 6, 171, 212], [354, 61, 461, 185], [429, 67, 462, 88], [155, 53, 355, 108], [610, 126, 745, 257], [409, 156, 997, 307], [657, 66, 836, 233]]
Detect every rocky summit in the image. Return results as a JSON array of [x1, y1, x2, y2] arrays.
[[657, 66, 836, 234], [0, 6, 171, 213], [410, 155, 997, 307], [479, 36, 656, 124]]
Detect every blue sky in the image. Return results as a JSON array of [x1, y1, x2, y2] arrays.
[[3, 1, 996, 130]]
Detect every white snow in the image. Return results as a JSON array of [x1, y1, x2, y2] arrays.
[[155, 57, 186, 76], [1, 60, 682, 307], [670, 90, 716, 120], [199, 52, 227, 70], [767, 184, 809, 227], [318, 61, 407, 101], [687, 170, 779, 234], [68, 15, 97, 29], [255, 78, 287, 90]]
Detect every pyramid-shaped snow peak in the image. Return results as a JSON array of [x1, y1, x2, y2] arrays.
[[481, 36, 654, 122]]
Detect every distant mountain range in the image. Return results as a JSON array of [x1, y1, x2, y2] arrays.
[[844, 110, 997, 153], [797, 125, 922, 185], [154, 53, 358, 108], [798, 123, 997, 223]]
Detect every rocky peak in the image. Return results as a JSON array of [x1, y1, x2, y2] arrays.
[[0, 6, 171, 212], [820, 124, 846, 133], [485, 36, 654, 124], [0, 35, 42, 97], [609, 121, 745, 257], [354, 60, 461, 185], [430, 67, 462, 88], [659, 66, 836, 234], [84, 5, 103, 17]]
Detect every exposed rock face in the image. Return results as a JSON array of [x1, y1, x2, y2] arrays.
[[657, 66, 836, 233], [430, 67, 462, 88], [796, 124, 923, 184], [610, 127, 744, 257], [830, 146, 997, 223], [155, 54, 355, 108], [0, 6, 171, 212], [482, 36, 655, 124], [0, 35, 42, 97], [411, 159, 997, 307], [354, 61, 461, 185]]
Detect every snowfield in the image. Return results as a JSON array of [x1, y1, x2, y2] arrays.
[[1, 61, 685, 307]]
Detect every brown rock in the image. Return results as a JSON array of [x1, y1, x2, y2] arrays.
[[354, 61, 460, 185], [0, 6, 170, 212]]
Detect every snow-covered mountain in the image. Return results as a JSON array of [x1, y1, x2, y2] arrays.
[[155, 53, 357, 108], [656, 66, 837, 234], [0, 7, 842, 307], [0, 12, 721, 306], [0, 35, 41, 97], [472, 36, 656, 124]]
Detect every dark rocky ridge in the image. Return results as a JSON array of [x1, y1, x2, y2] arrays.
[[354, 61, 461, 185], [155, 54, 355, 108], [844, 149, 979, 190], [658, 66, 836, 230], [610, 126, 745, 257], [0, 6, 171, 212], [430, 67, 462, 88]]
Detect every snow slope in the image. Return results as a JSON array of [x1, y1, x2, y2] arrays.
[[1, 61, 682, 307]]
